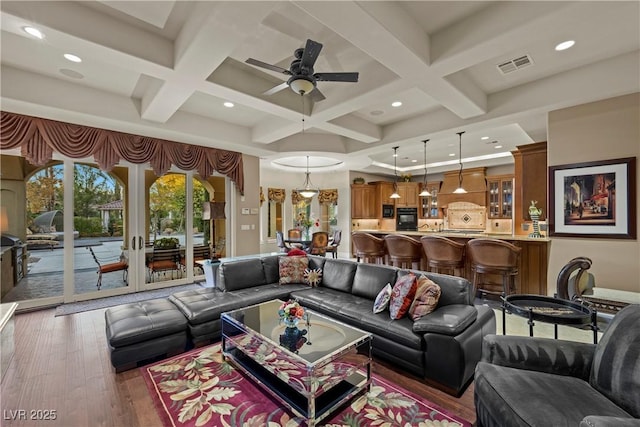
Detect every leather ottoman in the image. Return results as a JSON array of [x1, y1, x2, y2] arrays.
[[105, 299, 188, 372]]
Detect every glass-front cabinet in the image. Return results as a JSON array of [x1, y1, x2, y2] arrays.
[[487, 175, 513, 218], [419, 182, 441, 218]]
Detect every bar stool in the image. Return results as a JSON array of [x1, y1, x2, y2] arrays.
[[420, 235, 465, 276], [466, 238, 521, 298], [384, 234, 423, 269], [351, 232, 386, 264]]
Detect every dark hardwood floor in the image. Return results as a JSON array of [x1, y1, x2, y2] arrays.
[[1, 308, 476, 426]]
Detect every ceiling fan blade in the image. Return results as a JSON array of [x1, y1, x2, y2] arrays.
[[262, 82, 289, 96], [246, 58, 291, 75], [310, 88, 325, 102], [314, 72, 359, 82], [300, 39, 323, 70]]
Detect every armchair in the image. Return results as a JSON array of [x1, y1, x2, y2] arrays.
[[474, 304, 640, 427]]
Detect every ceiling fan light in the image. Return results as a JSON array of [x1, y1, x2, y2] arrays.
[[289, 78, 315, 95]]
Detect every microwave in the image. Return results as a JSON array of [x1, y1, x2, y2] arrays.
[[382, 204, 395, 218]]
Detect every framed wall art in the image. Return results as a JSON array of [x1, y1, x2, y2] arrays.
[[548, 157, 636, 239]]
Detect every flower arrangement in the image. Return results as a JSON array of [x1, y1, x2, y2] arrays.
[[401, 173, 412, 182], [295, 212, 313, 230], [278, 300, 305, 327]]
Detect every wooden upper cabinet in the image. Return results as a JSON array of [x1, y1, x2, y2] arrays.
[[395, 182, 419, 207], [373, 181, 396, 217], [487, 175, 514, 219], [513, 142, 548, 234], [419, 181, 441, 218], [351, 184, 376, 219]]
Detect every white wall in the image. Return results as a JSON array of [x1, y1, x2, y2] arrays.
[[547, 93, 639, 294]]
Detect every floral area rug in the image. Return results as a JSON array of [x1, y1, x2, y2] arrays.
[[141, 344, 471, 427]]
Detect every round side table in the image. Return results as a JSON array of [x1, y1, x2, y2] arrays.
[[502, 294, 598, 344]]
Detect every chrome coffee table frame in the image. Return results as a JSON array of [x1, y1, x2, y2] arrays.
[[221, 300, 372, 426]]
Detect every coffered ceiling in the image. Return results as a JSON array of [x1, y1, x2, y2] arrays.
[[1, 1, 638, 177]]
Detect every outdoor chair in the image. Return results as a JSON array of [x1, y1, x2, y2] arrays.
[[86, 246, 128, 290], [181, 245, 211, 274], [147, 247, 181, 282]]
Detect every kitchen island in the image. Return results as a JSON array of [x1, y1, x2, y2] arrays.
[[355, 230, 551, 296]]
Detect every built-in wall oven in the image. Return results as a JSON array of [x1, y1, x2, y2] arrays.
[[396, 207, 418, 231]]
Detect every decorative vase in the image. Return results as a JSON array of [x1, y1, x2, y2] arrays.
[[282, 317, 299, 328], [303, 228, 311, 241]]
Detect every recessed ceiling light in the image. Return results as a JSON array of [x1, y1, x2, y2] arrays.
[[370, 110, 384, 116], [64, 53, 82, 63], [449, 153, 456, 157], [223, 101, 234, 108], [23, 26, 44, 39], [555, 40, 575, 51], [494, 145, 503, 149], [391, 101, 402, 107], [411, 159, 417, 163], [481, 136, 489, 140]]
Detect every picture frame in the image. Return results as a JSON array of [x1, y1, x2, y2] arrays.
[[548, 157, 636, 239]]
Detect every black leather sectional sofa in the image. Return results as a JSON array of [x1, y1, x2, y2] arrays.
[[105, 254, 496, 396]]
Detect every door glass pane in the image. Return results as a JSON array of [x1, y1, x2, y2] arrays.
[[73, 163, 127, 294], [268, 200, 283, 238], [147, 172, 187, 284]]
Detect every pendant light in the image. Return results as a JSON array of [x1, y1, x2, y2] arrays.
[[296, 94, 319, 198], [390, 146, 401, 199], [453, 131, 467, 194], [298, 155, 319, 198], [418, 139, 431, 197]]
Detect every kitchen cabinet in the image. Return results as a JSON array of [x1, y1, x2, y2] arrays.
[[419, 182, 441, 218], [373, 181, 396, 217], [395, 182, 419, 207], [351, 184, 376, 219], [487, 175, 514, 219]]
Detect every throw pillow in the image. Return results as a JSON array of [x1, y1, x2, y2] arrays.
[[303, 268, 323, 287], [409, 275, 441, 321], [279, 256, 309, 284], [373, 283, 392, 313], [287, 248, 307, 257], [389, 273, 418, 320]]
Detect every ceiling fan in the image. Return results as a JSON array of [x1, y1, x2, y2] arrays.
[[245, 39, 359, 102]]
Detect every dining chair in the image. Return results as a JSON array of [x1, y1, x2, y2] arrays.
[[287, 229, 304, 249], [306, 231, 329, 256], [325, 229, 342, 258], [276, 231, 292, 253]]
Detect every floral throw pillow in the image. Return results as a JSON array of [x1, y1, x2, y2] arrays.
[[303, 268, 323, 287], [389, 273, 418, 320], [373, 283, 392, 314], [279, 256, 309, 285], [409, 275, 442, 321]]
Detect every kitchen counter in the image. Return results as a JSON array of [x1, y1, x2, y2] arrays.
[[353, 229, 551, 296], [356, 229, 551, 242]]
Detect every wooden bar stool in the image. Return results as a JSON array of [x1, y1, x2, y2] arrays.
[[466, 238, 521, 298], [420, 235, 465, 276], [384, 234, 423, 269], [351, 232, 386, 264]]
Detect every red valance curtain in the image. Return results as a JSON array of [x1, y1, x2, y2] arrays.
[[0, 111, 244, 194]]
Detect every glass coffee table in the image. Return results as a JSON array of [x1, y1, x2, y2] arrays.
[[221, 300, 372, 426]]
